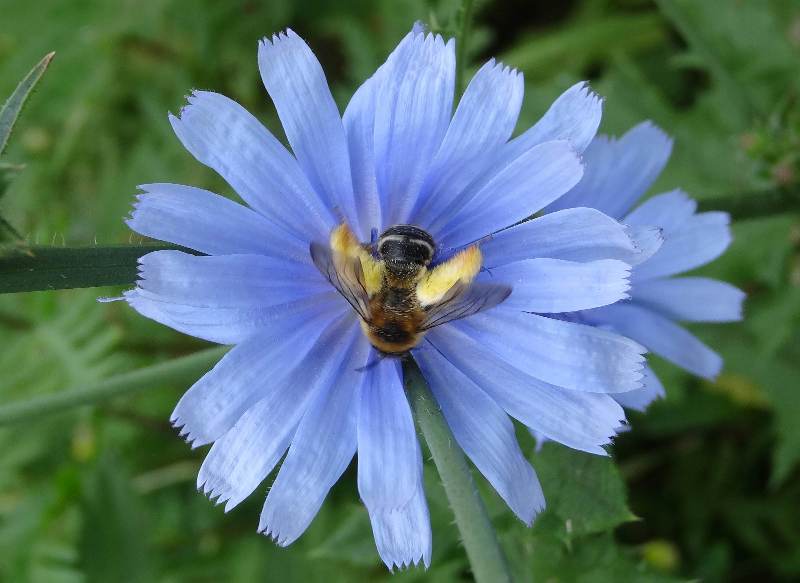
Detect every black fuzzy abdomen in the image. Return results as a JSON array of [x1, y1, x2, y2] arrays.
[[373, 320, 414, 345]]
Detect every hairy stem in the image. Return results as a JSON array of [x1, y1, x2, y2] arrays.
[[405, 359, 512, 583], [0, 347, 227, 425], [0, 243, 192, 294]]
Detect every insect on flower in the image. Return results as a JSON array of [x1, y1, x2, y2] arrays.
[[120, 23, 651, 569], [312, 223, 509, 357]]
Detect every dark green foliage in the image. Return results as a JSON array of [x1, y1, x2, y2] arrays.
[[1, 0, 799, 581]]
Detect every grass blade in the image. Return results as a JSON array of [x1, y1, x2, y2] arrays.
[[0, 52, 55, 157]]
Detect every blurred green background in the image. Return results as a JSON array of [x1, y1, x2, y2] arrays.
[[1, 0, 799, 581]]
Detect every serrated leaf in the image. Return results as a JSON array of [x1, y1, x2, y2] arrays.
[[531, 443, 637, 540], [0, 52, 55, 157]]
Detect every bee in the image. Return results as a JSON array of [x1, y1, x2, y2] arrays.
[[310, 223, 511, 356]]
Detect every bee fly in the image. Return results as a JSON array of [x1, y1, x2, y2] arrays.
[[310, 223, 511, 357]]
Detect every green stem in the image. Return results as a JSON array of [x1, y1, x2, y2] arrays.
[[0, 346, 227, 425], [455, 0, 475, 96], [404, 359, 512, 583], [0, 243, 192, 294], [697, 187, 800, 220]]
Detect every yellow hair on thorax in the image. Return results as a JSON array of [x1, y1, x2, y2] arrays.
[[330, 223, 384, 297], [416, 245, 482, 306]]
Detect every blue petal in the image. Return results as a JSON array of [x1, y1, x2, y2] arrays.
[[627, 225, 665, 266], [504, 82, 602, 155], [126, 250, 342, 344], [415, 347, 545, 524], [425, 326, 626, 455], [548, 121, 673, 218], [481, 207, 640, 267], [133, 251, 327, 307], [374, 31, 456, 226], [171, 307, 344, 448], [613, 365, 665, 412], [488, 258, 631, 313], [411, 59, 524, 228], [368, 484, 432, 570], [126, 289, 341, 345], [624, 189, 698, 232], [194, 314, 356, 511], [632, 277, 745, 322], [258, 30, 357, 228], [457, 308, 645, 393], [585, 303, 722, 379], [358, 357, 430, 570], [632, 212, 732, 281], [358, 358, 420, 512], [168, 91, 332, 240], [343, 77, 383, 238], [259, 329, 371, 546], [343, 28, 437, 237], [433, 141, 584, 247], [128, 184, 306, 259]]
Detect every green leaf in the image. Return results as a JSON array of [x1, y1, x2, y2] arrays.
[[655, 0, 798, 119], [0, 52, 55, 157], [532, 443, 637, 540], [0, 244, 187, 294]]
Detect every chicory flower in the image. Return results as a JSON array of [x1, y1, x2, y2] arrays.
[[123, 26, 647, 569]]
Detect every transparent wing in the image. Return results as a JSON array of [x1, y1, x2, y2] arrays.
[[310, 242, 371, 322], [420, 282, 511, 331]]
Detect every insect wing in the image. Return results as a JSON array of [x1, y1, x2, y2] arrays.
[[310, 242, 371, 322], [420, 282, 511, 330]]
